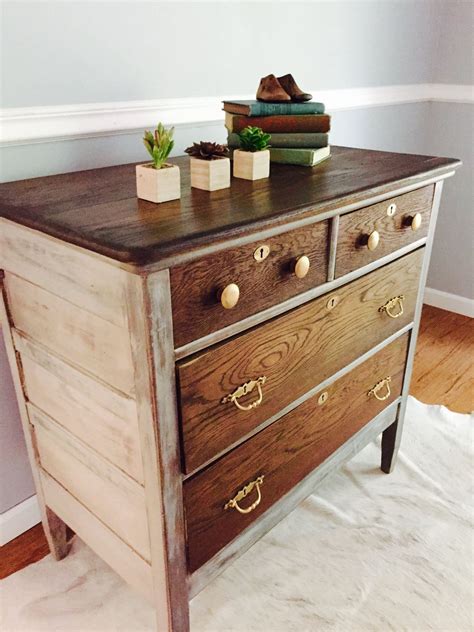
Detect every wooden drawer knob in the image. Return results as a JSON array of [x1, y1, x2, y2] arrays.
[[406, 212, 422, 231], [294, 255, 310, 279], [220, 283, 240, 309], [366, 230, 380, 251]]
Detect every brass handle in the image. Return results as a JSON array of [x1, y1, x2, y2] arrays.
[[379, 295, 405, 319], [220, 283, 240, 309], [224, 475, 264, 514], [366, 230, 380, 251], [368, 376, 392, 401], [294, 255, 310, 279], [221, 376, 267, 411], [406, 212, 422, 231]]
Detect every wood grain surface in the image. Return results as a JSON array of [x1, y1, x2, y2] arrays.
[[30, 405, 150, 561], [184, 333, 409, 572], [411, 305, 474, 413], [178, 249, 423, 473], [4, 273, 135, 394], [171, 220, 328, 347], [2, 305, 468, 581], [335, 185, 433, 277], [0, 148, 459, 266], [15, 333, 143, 483], [41, 471, 154, 603], [0, 219, 130, 327]]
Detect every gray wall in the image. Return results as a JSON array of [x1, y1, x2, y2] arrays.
[[1, 1, 472, 517], [1, 1, 438, 107]]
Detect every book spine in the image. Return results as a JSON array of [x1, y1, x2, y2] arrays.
[[247, 102, 325, 116], [227, 114, 331, 134], [227, 133, 329, 149], [269, 147, 330, 167]]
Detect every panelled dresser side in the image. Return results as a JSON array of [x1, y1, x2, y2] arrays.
[[0, 147, 460, 632]]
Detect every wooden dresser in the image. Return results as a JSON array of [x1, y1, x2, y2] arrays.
[[0, 147, 460, 631]]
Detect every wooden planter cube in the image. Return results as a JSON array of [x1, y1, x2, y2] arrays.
[[233, 149, 270, 181], [136, 163, 180, 203], [190, 157, 230, 191]]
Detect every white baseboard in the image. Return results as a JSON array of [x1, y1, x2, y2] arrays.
[[424, 287, 474, 318], [1, 83, 472, 146], [0, 494, 41, 545]]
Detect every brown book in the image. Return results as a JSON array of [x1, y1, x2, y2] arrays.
[[225, 112, 331, 134]]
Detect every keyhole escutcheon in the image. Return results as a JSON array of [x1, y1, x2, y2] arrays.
[[253, 244, 270, 262]]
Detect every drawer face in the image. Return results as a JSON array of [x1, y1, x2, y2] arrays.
[[184, 333, 409, 572], [170, 221, 329, 348], [335, 185, 433, 278], [178, 248, 423, 474]]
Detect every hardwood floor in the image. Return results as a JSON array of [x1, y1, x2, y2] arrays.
[[411, 305, 473, 413], [1, 305, 472, 580]]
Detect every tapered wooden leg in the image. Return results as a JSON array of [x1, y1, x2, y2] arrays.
[[1, 278, 69, 561], [381, 416, 399, 473], [44, 507, 69, 560]]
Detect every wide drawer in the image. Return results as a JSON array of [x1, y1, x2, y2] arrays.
[[178, 248, 423, 474], [184, 333, 409, 572], [170, 221, 329, 347], [335, 185, 433, 278]]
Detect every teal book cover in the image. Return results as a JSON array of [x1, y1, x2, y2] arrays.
[[223, 100, 325, 116]]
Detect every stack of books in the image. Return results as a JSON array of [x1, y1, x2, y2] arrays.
[[223, 99, 330, 167]]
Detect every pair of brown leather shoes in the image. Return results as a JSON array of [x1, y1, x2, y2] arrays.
[[256, 74, 312, 103]]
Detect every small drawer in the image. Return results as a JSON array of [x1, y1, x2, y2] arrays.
[[178, 248, 423, 474], [184, 333, 409, 572], [335, 185, 433, 278], [170, 221, 329, 348]]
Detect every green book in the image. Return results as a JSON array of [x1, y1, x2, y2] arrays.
[[223, 99, 325, 116], [269, 146, 331, 167], [228, 132, 328, 149]]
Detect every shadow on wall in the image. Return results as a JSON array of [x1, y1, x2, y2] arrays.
[[0, 327, 35, 514]]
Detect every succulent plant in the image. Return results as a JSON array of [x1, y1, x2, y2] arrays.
[[143, 122, 174, 169], [238, 126, 271, 152], [185, 141, 229, 161]]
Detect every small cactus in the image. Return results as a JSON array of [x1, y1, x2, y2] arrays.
[[143, 123, 174, 169], [238, 126, 271, 152]]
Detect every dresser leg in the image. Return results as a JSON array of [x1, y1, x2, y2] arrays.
[[381, 417, 399, 473], [43, 506, 69, 560]]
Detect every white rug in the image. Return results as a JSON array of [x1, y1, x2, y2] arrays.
[[1, 397, 473, 632]]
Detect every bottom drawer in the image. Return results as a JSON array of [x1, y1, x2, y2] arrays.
[[184, 333, 410, 572]]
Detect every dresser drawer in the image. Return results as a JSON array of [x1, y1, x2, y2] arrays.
[[178, 248, 423, 473], [184, 333, 409, 571], [335, 185, 433, 278], [170, 221, 329, 347]]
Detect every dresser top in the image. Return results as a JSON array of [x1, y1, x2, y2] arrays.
[[0, 146, 459, 266]]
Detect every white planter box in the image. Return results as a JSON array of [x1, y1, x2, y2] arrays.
[[190, 157, 230, 191], [136, 163, 180, 203], [233, 149, 270, 181]]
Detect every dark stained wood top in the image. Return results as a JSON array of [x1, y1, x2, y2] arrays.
[[0, 146, 460, 266]]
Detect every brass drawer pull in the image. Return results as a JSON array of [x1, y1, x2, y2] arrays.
[[224, 475, 265, 514], [221, 376, 267, 411], [368, 376, 392, 401], [379, 295, 405, 319]]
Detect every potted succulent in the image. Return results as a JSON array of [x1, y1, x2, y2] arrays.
[[185, 141, 230, 191], [233, 126, 271, 181], [136, 123, 180, 203]]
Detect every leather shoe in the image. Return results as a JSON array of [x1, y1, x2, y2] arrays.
[[256, 74, 291, 102], [277, 74, 312, 102]]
